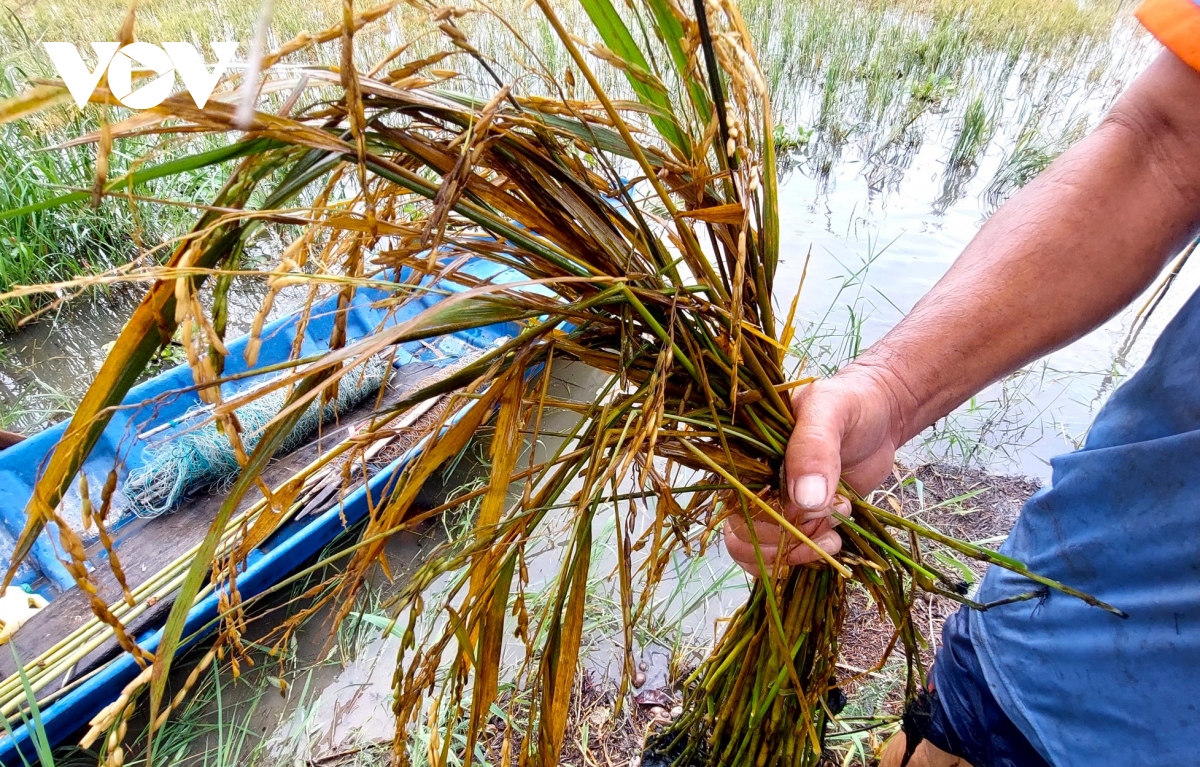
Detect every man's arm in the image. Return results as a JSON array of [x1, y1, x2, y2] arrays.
[[726, 50, 1200, 569], [860, 51, 1200, 445]]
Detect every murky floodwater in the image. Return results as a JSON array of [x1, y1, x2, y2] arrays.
[[155, 358, 746, 764], [0, 268, 314, 433], [753, 9, 1175, 477], [768, 56, 1197, 477], [144, 528, 432, 765]]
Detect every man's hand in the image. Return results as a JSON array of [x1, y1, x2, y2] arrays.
[[723, 50, 1200, 575], [724, 363, 909, 572]]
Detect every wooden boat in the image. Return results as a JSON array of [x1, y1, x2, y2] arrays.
[[0, 260, 521, 762]]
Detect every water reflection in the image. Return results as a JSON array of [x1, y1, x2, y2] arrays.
[[751, 3, 1166, 477], [0, 273, 313, 433]]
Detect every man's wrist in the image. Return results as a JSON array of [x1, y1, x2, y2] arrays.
[[836, 355, 925, 447]]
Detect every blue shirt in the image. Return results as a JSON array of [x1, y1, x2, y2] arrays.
[[971, 283, 1200, 765]]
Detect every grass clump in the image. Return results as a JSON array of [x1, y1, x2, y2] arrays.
[[0, 0, 347, 70], [0, 120, 232, 328], [0, 0, 356, 328], [912, 0, 1124, 51], [947, 94, 995, 170], [984, 115, 1088, 212]]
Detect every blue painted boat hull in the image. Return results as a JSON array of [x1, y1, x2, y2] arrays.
[[0, 261, 521, 763]]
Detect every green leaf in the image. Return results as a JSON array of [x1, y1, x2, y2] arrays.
[[645, 0, 712, 124], [932, 550, 976, 585], [0, 138, 280, 221], [7, 645, 52, 767], [578, 0, 692, 158], [348, 611, 404, 639], [761, 109, 780, 291]]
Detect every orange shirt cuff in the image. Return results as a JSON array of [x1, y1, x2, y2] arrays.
[[1137, 0, 1200, 72]]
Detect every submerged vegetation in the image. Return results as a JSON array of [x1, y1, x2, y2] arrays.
[[0, 0, 1140, 332], [740, 0, 1140, 208], [0, 0, 1140, 766]]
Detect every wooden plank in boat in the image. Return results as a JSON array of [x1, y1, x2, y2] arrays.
[[0, 361, 442, 683]]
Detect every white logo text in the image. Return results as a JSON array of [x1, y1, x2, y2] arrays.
[[43, 42, 239, 110]]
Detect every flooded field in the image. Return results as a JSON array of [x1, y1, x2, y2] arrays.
[[0, 0, 1188, 763], [0, 0, 1175, 478]]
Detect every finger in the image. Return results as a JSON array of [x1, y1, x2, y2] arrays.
[[723, 518, 777, 573], [829, 494, 851, 524], [728, 501, 834, 549], [784, 518, 843, 566], [725, 518, 843, 573], [800, 515, 830, 537], [725, 514, 792, 548], [784, 385, 847, 516], [729, 513, 835, 566], [793, 493, 850, 523], [724, 516, 823, 573]]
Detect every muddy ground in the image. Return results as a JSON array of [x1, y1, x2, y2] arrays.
[[837, 463, 1040, 702]]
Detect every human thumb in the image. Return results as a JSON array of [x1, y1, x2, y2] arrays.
[[783, 383, 847, 518]]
